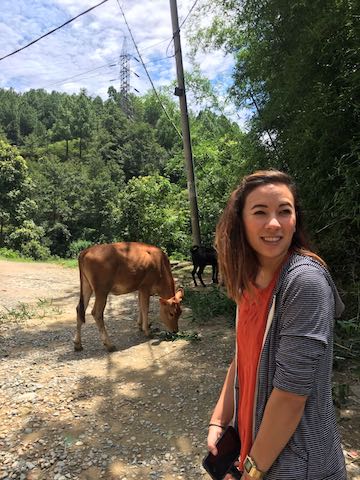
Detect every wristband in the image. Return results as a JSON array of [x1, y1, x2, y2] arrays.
[[208, 423, 226, 429]]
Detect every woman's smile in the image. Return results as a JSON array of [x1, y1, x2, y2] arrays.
[[261, 236, 282, 242]]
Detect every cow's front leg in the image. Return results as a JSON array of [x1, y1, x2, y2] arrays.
[[191, 265, 198, 287], [197, 265, 207, 287], [138, 290, 151, 336], [137, 291, 143, 331], [92, 294, 115, 352]]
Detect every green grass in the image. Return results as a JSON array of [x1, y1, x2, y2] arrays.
[[50, 258, 78, 268], [0, 298, 62, 326], [183, 285, 236, 323], [153, 330, 201, 342], [0, 249, 78, 268]]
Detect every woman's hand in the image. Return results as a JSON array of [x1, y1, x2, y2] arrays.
[[224, 462, 242, 479], [207, 424, 225, 455]]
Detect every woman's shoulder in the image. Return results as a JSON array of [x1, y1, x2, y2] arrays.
[[275, 253, 332, 298], [276, 252, 345, 317], [281, 252, 329, 283]]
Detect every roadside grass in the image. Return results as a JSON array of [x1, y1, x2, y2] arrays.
[[0, 248, 34, 263], [0, 248, 78, 268], [0, 298, 63, 327], [183, 285, 236, 324], [51, 258, 77, 268], [153, 330, 201, 342]]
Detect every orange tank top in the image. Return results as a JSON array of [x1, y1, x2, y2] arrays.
[[236, 274, 278, 469]]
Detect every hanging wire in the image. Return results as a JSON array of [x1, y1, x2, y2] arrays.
[[0, 0, 110, 62], [116, 0, 182, 139]]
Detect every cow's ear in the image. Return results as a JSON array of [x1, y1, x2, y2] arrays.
[[175, 288, 184, 302], [159, 297, 168, 305]]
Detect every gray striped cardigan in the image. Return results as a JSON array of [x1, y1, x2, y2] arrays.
[[234, 253, 347, 480]]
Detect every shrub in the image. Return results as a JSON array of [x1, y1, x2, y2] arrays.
[[21, 240, 50, 260], [0, 247, 21, 259], [47, 223, 71, 257], [8, 220, 44, 251], [7, 220, 50, 260], [67, 239, 93, 258]]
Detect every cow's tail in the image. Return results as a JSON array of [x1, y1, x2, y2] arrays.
[[77, 252, 86, 324]]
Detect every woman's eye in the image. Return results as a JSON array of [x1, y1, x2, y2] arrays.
[[254, 210, 265, 215], [280, 209, 292, 215]]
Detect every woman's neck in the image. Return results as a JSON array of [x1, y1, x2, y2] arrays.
[[255, 269, 276, 289], [255, 254, 288, 289]]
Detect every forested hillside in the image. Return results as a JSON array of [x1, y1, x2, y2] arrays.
[[0, 85, 246, 260], [0, 0, 359, 351]]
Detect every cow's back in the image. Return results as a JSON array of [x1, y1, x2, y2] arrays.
[[80, 242, 167, 295]]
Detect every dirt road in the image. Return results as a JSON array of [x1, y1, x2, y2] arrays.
[[0, 260, 359, 480]]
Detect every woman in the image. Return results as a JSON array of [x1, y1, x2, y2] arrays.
[[207, 170, 346, 479]]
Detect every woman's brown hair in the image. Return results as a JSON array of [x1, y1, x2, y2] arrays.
[[215, 170, 324, 302]]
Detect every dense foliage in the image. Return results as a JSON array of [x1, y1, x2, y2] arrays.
[[190, 0, 359, 342], [0, 85, 244, 260]]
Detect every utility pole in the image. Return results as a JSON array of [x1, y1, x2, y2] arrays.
[[169, 0, 201, 247]]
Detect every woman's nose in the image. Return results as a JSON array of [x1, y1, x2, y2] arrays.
[[266, 216, 281, 228]]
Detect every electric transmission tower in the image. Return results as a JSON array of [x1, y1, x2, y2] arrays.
[[119, 36, 132, 118]]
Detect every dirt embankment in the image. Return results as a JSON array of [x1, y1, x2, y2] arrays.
[[0, 260, 359, 480]]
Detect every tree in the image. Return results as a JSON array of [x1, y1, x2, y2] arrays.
[[71, 90, 95, 158], [0, 141, 35, 246], [120, 122, 168, 180], [116, 175, 189, 255], [192, 0, 360, 317], [51, 96, 74, 160]]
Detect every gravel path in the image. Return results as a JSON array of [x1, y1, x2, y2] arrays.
[[0, 260, 235, 480], [0, 260, 359, 480]]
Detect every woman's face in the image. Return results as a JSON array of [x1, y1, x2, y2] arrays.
[[242, 183, 296, 268]]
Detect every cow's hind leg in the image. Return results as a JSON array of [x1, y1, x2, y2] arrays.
[[138, 290, 151, 336], [74, 276, 92, 351], [92, 293, 115, 352], [197, 264, 206, 287]]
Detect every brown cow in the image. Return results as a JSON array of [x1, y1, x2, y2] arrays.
[[74, 242, 184, 352]]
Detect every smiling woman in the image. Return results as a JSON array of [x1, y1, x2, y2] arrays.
[[205, 170, 347, 480]]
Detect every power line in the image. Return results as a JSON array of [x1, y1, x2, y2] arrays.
[[138, 37, 173, 52], [116, 0, 182, 139], [37, 52, 171, 92], [179, 0, 200, 29], [42, 61, 118, 89], [166, 0, 200, 58], [0, 0, 110, 63]]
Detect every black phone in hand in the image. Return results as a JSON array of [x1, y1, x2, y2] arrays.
[[202, 425, 241, 480]]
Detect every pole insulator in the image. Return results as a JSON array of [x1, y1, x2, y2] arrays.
[[174, 87, 184, 97]]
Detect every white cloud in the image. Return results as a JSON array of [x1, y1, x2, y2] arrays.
[[0, 0, 245, 126]]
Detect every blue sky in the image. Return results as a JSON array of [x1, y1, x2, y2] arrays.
[[0, 0, 245, 123]]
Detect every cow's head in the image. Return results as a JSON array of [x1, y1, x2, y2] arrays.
[[159, 288, 184, 332]]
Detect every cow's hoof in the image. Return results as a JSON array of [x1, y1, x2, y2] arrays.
[[106, 345, 117, 353], [74, 343, 83, 352]]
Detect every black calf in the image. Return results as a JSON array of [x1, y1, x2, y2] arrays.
[[190, 245, 218, 287]]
